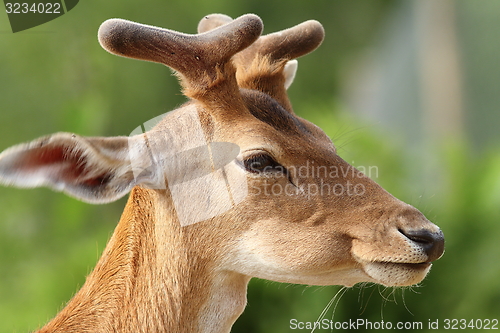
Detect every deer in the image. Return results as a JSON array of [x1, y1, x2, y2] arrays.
[[0, 13, 444, 333]]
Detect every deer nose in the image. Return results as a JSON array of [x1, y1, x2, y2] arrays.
[[399, 228, 445, 262]]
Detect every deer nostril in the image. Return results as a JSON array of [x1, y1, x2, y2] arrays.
[[399, 228, 445, 262], [401, 229, 434, 244]]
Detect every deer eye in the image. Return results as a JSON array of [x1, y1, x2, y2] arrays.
[[243, 153, 285, 174]]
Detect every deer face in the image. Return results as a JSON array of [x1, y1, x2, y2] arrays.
[[0, 14, 444, 290], [179, 87, 444, 288]]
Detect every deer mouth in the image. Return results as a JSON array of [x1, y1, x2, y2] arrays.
[[388, 261, 432, 269], [361, 261, 433, 287]]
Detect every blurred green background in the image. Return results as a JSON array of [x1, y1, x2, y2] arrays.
[[1, 0, 499, 332]]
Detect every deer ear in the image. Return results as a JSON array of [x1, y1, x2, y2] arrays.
[[0, 133, 142, 204], [283, 60, 298, 90]]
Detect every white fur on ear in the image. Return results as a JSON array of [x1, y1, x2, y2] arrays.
[[283, 60, 298, 90]]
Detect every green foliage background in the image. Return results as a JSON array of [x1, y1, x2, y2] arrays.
[[0, 0, 499, 332]]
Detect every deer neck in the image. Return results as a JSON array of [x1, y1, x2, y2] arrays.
[[37, 187, 249, 333]]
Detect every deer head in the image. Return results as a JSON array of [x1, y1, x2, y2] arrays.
[[0, 14, 444, 333]]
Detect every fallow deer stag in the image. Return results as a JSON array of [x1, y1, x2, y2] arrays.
[[0, 13, 444, 333]]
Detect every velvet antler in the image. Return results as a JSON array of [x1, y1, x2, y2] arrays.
[[198, 14, 325, 112], [98, 14, 263, 113]]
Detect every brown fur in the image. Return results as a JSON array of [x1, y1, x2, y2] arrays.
[[0, 14, 444, 333]]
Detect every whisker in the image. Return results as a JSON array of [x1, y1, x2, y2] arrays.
[[401, 287, 414, 316], [310, 286, 348, 333], [359, 284, 377, 316], [310, 292, 337, 333]]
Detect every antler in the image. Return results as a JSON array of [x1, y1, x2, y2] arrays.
[[198, 14, 325, 113], [98, 14, 263, 111]]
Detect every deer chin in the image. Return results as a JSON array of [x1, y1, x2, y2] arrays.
[[360, 261, 432, 287], [230, 265, 376, 288]]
